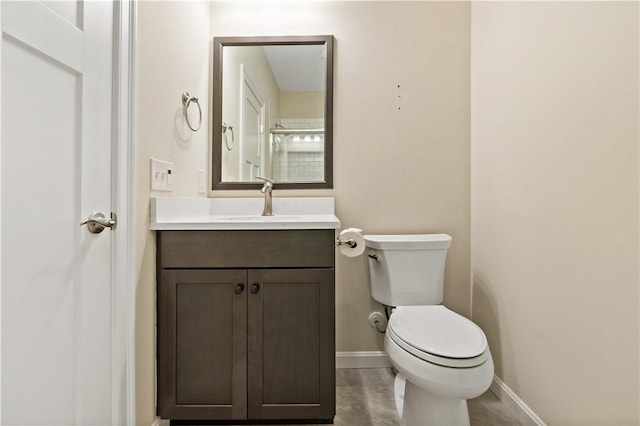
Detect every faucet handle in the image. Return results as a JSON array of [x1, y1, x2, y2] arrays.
[[256, 176, 274, 191]]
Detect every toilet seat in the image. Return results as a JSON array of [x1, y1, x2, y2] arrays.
[[388, 305, 489, 368]]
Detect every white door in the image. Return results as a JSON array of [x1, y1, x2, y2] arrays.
[[240, 73, 264, 181], [1, 1, 115, 425]]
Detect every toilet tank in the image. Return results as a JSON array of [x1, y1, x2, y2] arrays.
[[363, 234, 452, 306]]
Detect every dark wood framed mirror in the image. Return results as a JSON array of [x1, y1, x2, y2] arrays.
[[212, 35, 334, 190]]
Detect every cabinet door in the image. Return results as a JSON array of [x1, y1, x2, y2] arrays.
[[247, 269, 335, 420], [157, 269, 247, 420]]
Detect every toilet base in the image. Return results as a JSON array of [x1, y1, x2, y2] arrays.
[[393, 373, 406, 420], [395, 374, 470, 426]]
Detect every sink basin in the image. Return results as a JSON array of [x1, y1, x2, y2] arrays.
[[216, 215, 304, 221], [149, 197, 341, 230]]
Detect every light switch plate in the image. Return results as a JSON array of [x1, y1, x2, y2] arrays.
[[150, 158, 174, 191]]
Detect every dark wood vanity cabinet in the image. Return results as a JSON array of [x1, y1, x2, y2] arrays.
[[156, 230, 336, 423]]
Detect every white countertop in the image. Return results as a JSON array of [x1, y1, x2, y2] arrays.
[[150, 197, 341, 230]]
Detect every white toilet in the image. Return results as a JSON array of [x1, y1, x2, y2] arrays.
[[364, 234, 494, 426]]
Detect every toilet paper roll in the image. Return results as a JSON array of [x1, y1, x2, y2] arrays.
[[338, 228, 366, 257]]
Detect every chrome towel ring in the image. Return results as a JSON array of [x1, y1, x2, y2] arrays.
[[181, 92, 202, 131], [222, 122, 234, 150]]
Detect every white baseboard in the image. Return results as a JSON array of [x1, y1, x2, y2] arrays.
[[490, 376, 546, 426], [151, 417, 163, 426], [336, 351, 392, 369]]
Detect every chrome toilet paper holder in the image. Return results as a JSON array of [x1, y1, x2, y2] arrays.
[[336, 227, 365, 258], [336, 237, 358, 248]]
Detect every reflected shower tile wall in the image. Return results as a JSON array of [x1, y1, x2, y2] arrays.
[[273, 118, 324, 182], [285, 152, 324, 181]]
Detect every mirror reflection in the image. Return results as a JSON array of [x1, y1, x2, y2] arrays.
[[212, 36, 333, 190]]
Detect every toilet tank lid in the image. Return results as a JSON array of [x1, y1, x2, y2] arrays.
[[363, 234, 452, 250]]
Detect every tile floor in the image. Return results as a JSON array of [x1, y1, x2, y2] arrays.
[[335, 368, 522, 426], [163, 368, 522, 426]]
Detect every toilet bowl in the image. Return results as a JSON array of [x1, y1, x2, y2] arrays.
[[385, 306, 494, 425], [364, 234, 494, 426]]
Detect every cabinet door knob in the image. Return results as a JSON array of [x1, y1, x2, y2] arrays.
[[234, 283, 245, 294], [250, 283, 260, 294]]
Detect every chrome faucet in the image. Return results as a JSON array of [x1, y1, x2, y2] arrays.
[[256, 176, 274, 216]]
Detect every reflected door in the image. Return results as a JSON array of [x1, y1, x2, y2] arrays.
[[241, 76, 264, 181]]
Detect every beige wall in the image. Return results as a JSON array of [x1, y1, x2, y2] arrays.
[[135, 1, 210, 425], [280, 91, 324, 119], [210, 1, 471, 354], [471, 2, 639, 424]]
